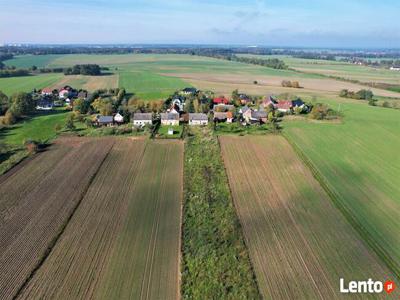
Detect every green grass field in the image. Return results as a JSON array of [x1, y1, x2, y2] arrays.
[[4, 54, 64, 69], [119, 71, 188, 100], [283, 99, 400, 277], [0, 110, 68, 145], [0, 74, 63, 96]]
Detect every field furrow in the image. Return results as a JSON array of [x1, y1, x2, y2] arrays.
[[0, 137, 114, 300], [16, 139, 183, 300], [220, 135, 396, 299]]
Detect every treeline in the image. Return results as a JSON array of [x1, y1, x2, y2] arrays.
[[293, 53, 336, 61], [339, 89, 374, 100], [0, 69, 30, 78], [232, 56, 288, 69], [64, 64, 101, 76], [3, 45, 400, 59], [0, 53, 14, 70]]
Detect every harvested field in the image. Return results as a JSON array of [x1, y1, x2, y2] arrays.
[[0, 137, 114, 300], [170, 72, 400, 98], [17, 139, 183, 300], [50, 74, 119, 91], [220, 135, 396, 299]]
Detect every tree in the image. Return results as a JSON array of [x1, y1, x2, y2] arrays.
[[64, 114, 76, 131], [10, 92, 35, 116], [92, 98, 114, 115], [117, 88, 126, 102], [339, 89, 349, 98], [0, 110, 16, 125], [54, 123, 62, 132], [0, 91, 9, 115]]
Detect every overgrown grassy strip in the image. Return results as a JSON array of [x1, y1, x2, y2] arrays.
[[181, 127, 260, 299], [283, 132, 400, 280]]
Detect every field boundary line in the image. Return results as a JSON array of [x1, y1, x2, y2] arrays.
[[12, 140, 116, 300], [217, 136, 262, 297], [283, 132, 400, 280]]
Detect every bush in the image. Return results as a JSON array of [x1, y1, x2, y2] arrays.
[[24, 140, 40, 154], [0, 110, 17, 125], [54, 123, 62, 132], [309, 103, 339, 120], [382, 101, 390, 108]]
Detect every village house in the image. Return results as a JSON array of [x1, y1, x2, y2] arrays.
[[213, 104, 235, 112], [276, 100, 292, 113], [41, 88, 53, 95], [59, 88, 70, 99], [213, 97, 230, 105], [239, 94, 252, 105], [188, 113, 208, 126], [390, 66, 400, 71], [96, 116, 114, 127], [113, 113, 124, 124], [214, 111, 233, 123], [240, 106, 253, 122], [161, 113, 180, 126], [261, 95, 278, 109], [181, 87, 198, 96], [36, 99, 53, 110], [250, 110, 268, 124], [133, 113, 153, 126], [291, 98, 305, 109]]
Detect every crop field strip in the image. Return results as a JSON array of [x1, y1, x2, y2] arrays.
[[0, 137, 114, 300], [220, 135, 396, 299], [17, 139, 183, 300], [284, 104, 400, 279]]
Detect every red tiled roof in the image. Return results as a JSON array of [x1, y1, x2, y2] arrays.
[[213, 97, 229, 104], [226, 111, 233, 118], [42, 88, 52, 93], [276, 100, 292, 109]]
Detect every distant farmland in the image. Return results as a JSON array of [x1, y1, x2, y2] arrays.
[[220, 135, 395, 299], [3, 54, 400, 100], [0, 73, 62, 96], [0, 137, 183, 300]]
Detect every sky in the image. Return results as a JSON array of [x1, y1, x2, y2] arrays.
[[1, 0, 399, 48]]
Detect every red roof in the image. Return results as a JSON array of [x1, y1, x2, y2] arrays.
[[42, 88, 52, 93], [276, 100, 292, 110], [226, 111, 233, 119], [213, 97, 230, 104]]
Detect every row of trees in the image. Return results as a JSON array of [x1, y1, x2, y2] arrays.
[[64, 64, 101, 76], [339, 89, 374, 100], [232, 56, 288, 69]]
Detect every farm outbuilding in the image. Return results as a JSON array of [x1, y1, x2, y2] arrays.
[[133, 113, 153, 126], [161, 113, 179, 126], [189, 113, 208, 125]]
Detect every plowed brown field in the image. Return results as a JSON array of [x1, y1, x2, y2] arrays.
[[0, 137, 114, 300], [16, 139, 183, 300], [219, 135, 396, 299]]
